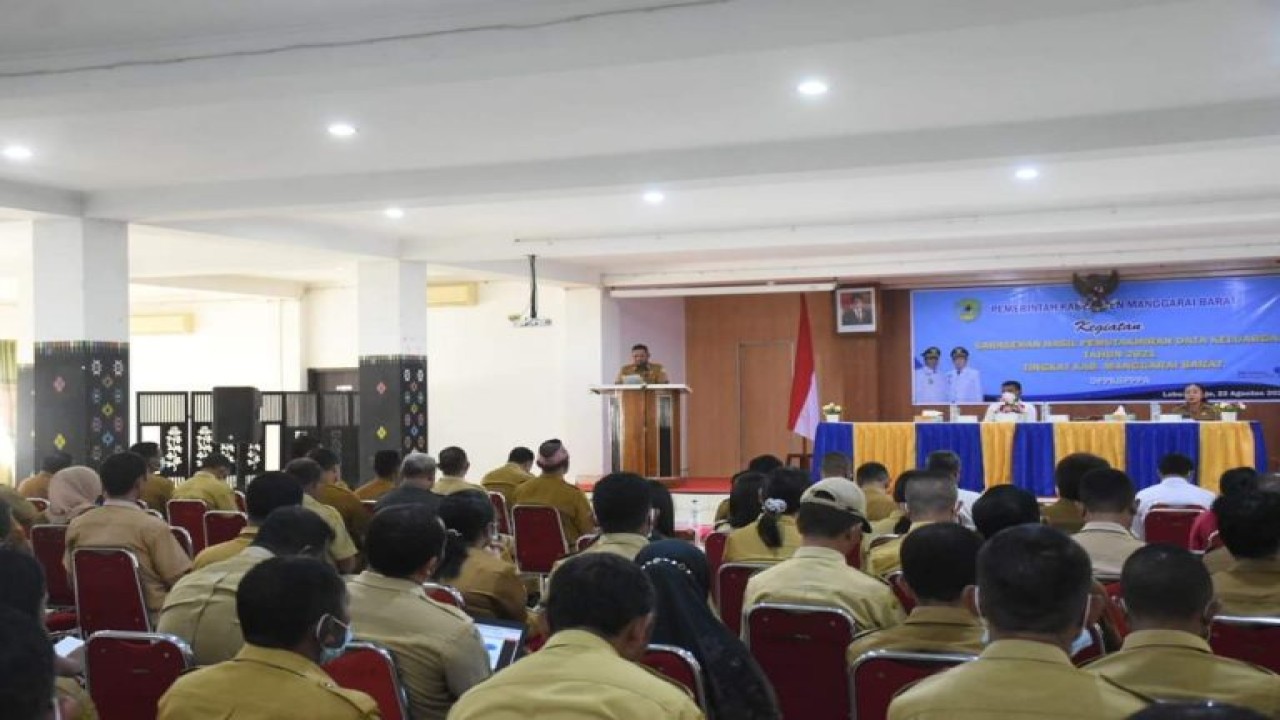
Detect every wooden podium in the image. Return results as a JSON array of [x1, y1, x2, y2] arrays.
[[591, 384, 690, 478]]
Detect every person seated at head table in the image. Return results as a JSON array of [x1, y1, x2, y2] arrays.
[[436, 491, 528, 623], [1044, 453, 1110, 534], [867, 471, 959, 578], [1072, 468, 1144, 578], [448, 553, 704, 720], [723, 468, 809, 564], [972, 485, 1042, 540], [157, 556, 379, 720], [193, 471, 304, 569], [480, 446, 536, 505], [1133, 453, 1215, 540], [1211, 485, 1280, 617], [1084, 544, 1280, 715], [983, 379, 1038, 422], [1167, 383, 1222, 421], [848, 523, 984, 659], [639, 539, 780, 720], [887, 525, 1150, 720], [17, 451, 73, 500]]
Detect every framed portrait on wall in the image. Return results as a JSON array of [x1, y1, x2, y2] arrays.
[[835, 287, 877, 334]]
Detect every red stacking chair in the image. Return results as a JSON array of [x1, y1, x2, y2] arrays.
[[488, 492, 512, 535], [885, 572, 916, 613], [576, 534, 600, 552], [362, 499, 377, 516], [715, 563, 770, 637], [233, 490, 247, 514], [642, 645, 710, 717], [166, 499, 208, 554], [1210, 616, 1280, 673], [1100, 581, 1128, 639], [1143, 505, 1204, 549], [86, 631, 193, 720], [204, 511, 248, 547], [511, 505, 569, 576], [169, 526, 194, 558], [422, 582, 466, 609], [31, 524, 75, 608], [744, 603, 858, 720], [72, 548, 151, 635], [846, 536, 863, 570], [704, 532, 729, 594], [849, 649, 976, 720], [29, 497, 50, 513], [1070, 624, 1108, 665], [323, 642, 411, 720]]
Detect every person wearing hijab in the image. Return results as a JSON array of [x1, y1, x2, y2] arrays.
[[46, 466, 103, 525], [637, 540, 780, 720]]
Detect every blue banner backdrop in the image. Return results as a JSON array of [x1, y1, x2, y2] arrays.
[[910, 275, 1280, 403]]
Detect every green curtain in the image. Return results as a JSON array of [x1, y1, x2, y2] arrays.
[[0, 340, 15, 486]]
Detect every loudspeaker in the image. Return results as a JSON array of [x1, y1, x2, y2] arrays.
[[212, 386, 261, 444]]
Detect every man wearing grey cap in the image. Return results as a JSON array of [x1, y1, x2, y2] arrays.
[[374, 452, 442, 515], [742, 478, 904, 632], [914, 346, 949, 404]]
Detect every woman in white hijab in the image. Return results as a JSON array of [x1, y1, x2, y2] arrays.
[[46, 466, 102, 524]]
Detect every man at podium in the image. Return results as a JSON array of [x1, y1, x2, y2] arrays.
[[616, 343, 669, 384]]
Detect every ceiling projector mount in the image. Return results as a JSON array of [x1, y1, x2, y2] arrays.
[[509, 253, 552, 328]]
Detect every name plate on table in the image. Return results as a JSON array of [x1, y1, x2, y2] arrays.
[[993, 413, 1020, 423], [1156, 414, 1186, 423], [956, 415, 979, 424], [1048, 414, 1070, 423]]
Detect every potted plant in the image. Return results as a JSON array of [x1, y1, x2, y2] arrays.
[[822, 402, 843, 423], [1216, 401, 1247, 422]]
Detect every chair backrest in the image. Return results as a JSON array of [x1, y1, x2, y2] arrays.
[[323, 642, 411, 720], [73, 548, 151, 636], [884, 572, 916, 613], [575, 533, 600, 552], [169, 526, 194, 558], [233, 490, 247, 514], [642, 645, 710, 717], [204, 511, 248, 547], [1143, 506, 1204, 549], [846, 536, 863, 570], [30, 524, 75, 607], [1070, 623, 1107, 665], [488, 492, 511, 535], [1100, 581, 1128, 639], [86, 630, 193, 720], [423, 582, 466, 609], [704, 531, 729, 587], [166, 499, 208, 554], [1210, 616, 1280, 673], [361, 499, 378, 516], [29, 497, 50, 513], [850, 649, 976, 720], [715, 563, 770, 636], [744, 603, 858, 720], [511, 505, 569, 575]]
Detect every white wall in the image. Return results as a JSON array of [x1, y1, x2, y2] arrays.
[[617, 297, 687, 382]]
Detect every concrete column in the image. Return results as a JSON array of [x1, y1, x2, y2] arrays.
[[563, 287, 621, 478]]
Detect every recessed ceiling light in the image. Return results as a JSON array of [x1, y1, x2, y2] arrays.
[[383, 207, 405, 219], [796, 79, 830, 97], [327, 122, 358, 138], [1014, 166, 1041, 181], [2, 145, 33, 161], [643, 190, 665, 205]]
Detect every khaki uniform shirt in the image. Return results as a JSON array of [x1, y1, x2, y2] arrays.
[[512, 473, 595, 543], [64, 502, 192, 611], [1213, 558, 1280, 616], [157, 644, 378, 720], [1072, 521, 1144, 578], [481, 464, 535, 504], [140, 473, 175, 517], [452, 546, 527, 622], [1043, 498, 1086, 534], [346, 570, 491, 720], [316, 482, 371, 548], [582, 532, 651, 561], [156, 547, 271, 665], [303, 494, 359, 563], [864, 486, 897, 522], [723, 516, 803, 564], [871, 511, 905, 537], [192, 526, 259, 570], [17, 470, 52, 499], [888, 639, 1149, 720], [449, 629, 704, 720], [172, 471, 237, 512], [1085, 629, 1280, 715], [0, 484, 41, 527], [1204, 547, 1235, 574], [744, 546, 904, 632], [353, 477, 394, 501], [1169, 402, 1222, 421], [432, 475, 487, 496], [847, 605, 984, 662], [713, 497, 731, 524], [615, 363, 669, 384], [867, 521, 937, 579]]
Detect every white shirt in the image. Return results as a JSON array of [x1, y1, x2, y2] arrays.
[[983, 400, 1039, 423], [957, 488, 981, 531], [914, 366, 949, 404], [1132, 476, 1215, 540], [947, 368, 983, 403]]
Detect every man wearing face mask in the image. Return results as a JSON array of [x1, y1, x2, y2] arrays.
[[157, 556, 379, 719], [983, 380, 1038, 422], [1084, 545, 1280, 714], [888, 524, 1151, 719]]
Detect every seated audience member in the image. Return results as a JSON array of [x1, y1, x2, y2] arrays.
[[714, 455, 784, 525], [17, 451, 73, 499], [130, 441, 176, 517], [856, 462, 896, 522], [818, 451, 853, 481], [638, 540, 780, 720], [375, 452, 442, 513], [284, 458, 360, 574], [432, 446, 485, 496], [171, 453, 237, 511], [871, 469, 919, 536], [481, 446, 536, 504], [449, 553, 704, 719], [1211, 488, 1280, 616], [1134, 453, 1215, 539], [512, 439, 596, 544], [289, 434, 321, 461], [972, 485, 1041, 540], [1072, 469, 1144, 578], [1129, 703, 1269, 720], [648, 480, 676, 540], [0, 480, 41, 536], [353, 450, 399, 501], [347, 504, 490, 720], [576, 472, 652, 559], [867, 471, 958, 578], [1202, 473, 1280, 574], [158, 507, 334, 665], [1044, 453, 1110, 534], [714, 471, 766, 532], [436, 492, 527, 622], [1190, 467, 1258, 553], [745, 478, 903, 631], [887, 525, 1150, 719], [1085, 545, 1280, 714], [0, 607, 62, 720], [308, 448, 370, 548], [982, 379, 1038, 422], [193, 471, 303, 569], [924, 450, 980, 528], [847, 523, 984, 659], [64, 452, 192, 614], [723, 468, 809, 563], [45, 466, 101, 525], [157, 557, 378, 719]]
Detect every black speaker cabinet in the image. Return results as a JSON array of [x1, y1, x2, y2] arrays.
[[212, 386, 261, 444]]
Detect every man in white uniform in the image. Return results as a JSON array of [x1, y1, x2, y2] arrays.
[[914, 347, 949, 404], [1132, 453, 1215, 540], [984, 380, 1039, 422], [946, 347, 983, 404]]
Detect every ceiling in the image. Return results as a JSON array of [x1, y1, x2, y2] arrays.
[[0, 0, 1278, 293]]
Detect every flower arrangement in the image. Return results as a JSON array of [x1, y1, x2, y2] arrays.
[[822, 402, 843, 416], [1216, 401, 1247, 413]]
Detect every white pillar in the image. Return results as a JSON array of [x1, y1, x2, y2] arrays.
[[357, 260, 427, 357], [564, 287, 620, 478]]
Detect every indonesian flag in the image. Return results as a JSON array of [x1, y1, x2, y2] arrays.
[[788, 295, 821, 440]]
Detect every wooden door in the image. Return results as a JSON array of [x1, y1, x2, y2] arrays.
[[738, 341, 793, 468]]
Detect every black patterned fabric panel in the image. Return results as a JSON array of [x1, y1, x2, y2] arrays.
[[34, 342, 129, 468], [358, 354, 428, 479]]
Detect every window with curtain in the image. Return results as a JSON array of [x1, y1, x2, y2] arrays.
[[0, 340, 15, 487]]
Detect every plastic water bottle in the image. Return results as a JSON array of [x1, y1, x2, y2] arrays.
[[689, 498, 701, 530], [948, 403, 960, 422], [1148, 401, 1161, 421], [1041, 403, 1052, 421]]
